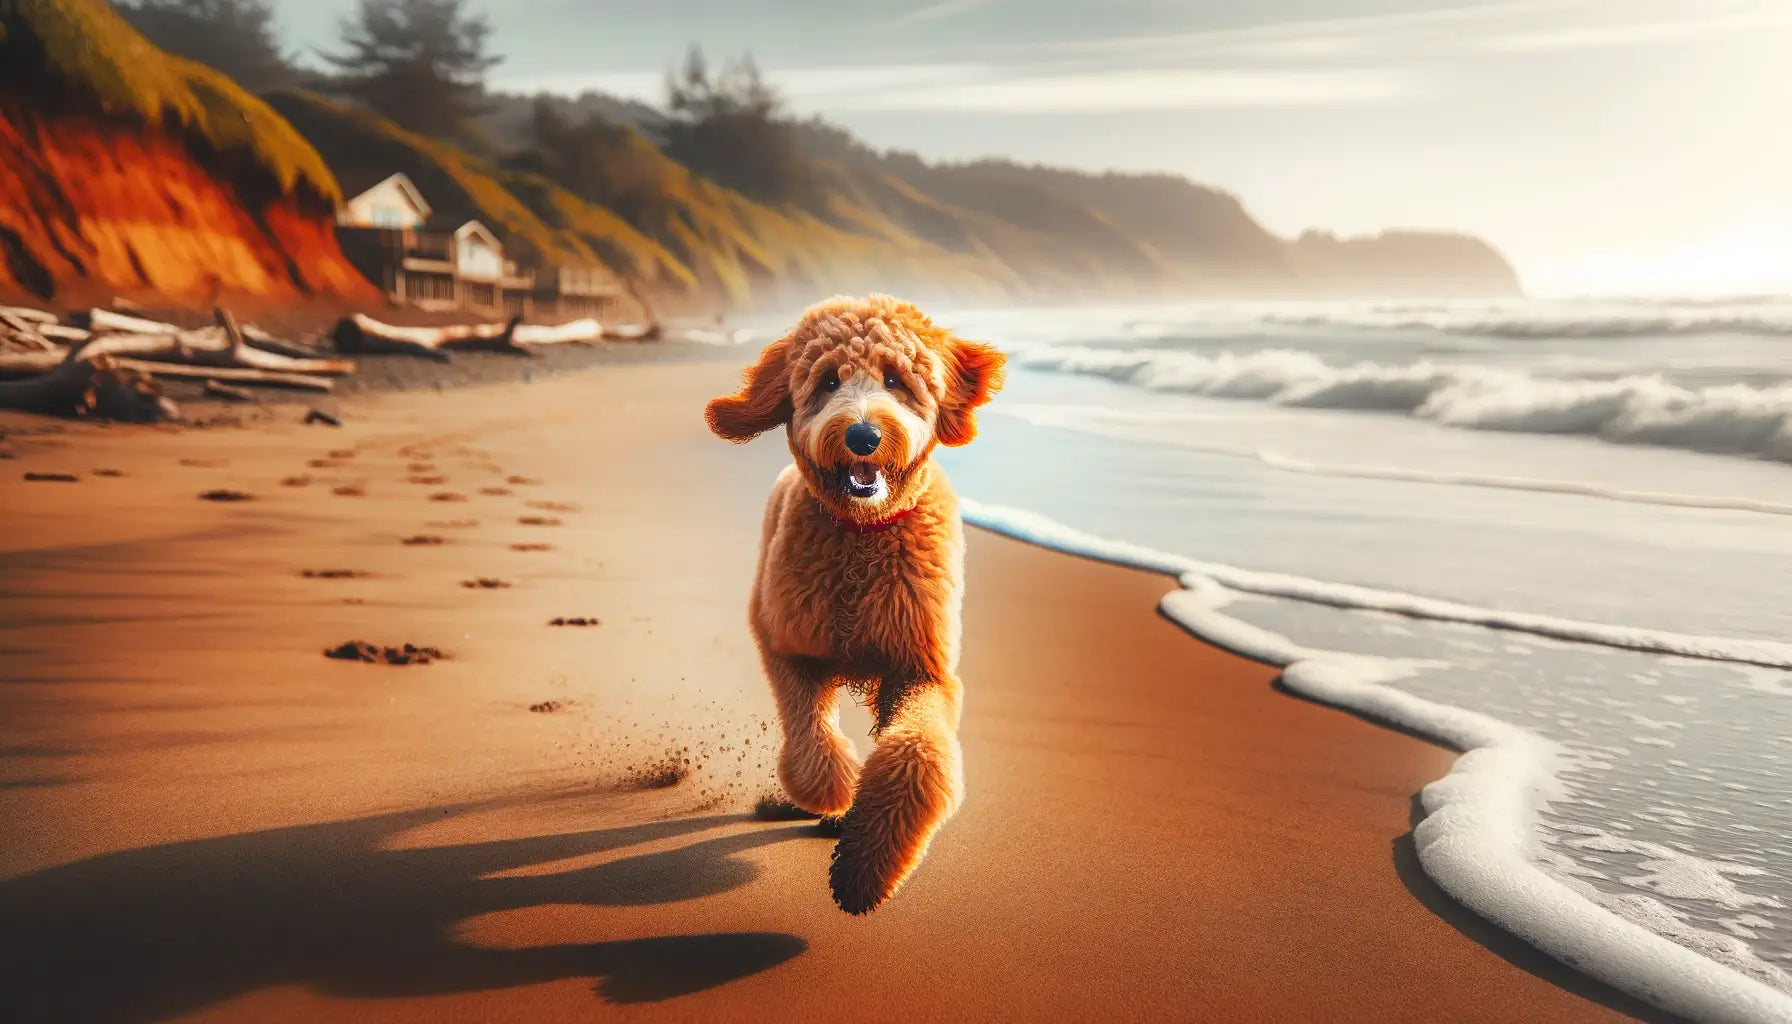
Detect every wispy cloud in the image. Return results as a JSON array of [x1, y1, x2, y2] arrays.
[[832, 67, 1421, 112], [491, 0, 1791, 115], [885, 0, 994, 28], [1482, 6, 1792, 53], [1055, 0, 1792, 61]]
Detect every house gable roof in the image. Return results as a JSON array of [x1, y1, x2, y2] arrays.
[[452, 220, 501, 250], [342, 171, 432, 220]]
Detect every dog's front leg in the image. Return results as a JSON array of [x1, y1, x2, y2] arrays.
[[828, 677, 964, 914], [765, 652, 861, 816]]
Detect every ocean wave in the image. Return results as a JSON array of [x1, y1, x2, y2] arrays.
[[961, 497, 1792, 1023], [1012, 345, 1792, 463], [994, 402, 1792, 516], [1263, 308, 1792, 339]]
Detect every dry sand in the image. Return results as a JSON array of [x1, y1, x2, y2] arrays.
[[0, 354, 1668, 1022]]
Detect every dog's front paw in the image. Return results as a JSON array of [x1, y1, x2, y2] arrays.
[[828, 812, 914, 915], [829, 833, 885, 915]]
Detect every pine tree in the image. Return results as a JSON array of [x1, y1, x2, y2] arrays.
[[323, 0, 501, 141], [660, 46, 812, 207], [118, 0, 292, 92]]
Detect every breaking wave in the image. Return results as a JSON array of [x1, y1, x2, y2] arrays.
[[1262, 307, 1792, 339], [1013, 345, 1792, 464]]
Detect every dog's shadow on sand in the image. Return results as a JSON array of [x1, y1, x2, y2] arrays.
[[0, 806, 815, 1023]]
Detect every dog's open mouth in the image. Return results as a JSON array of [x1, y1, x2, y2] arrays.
[[846, 461, 886, 501], [825, 460, 888, 502]]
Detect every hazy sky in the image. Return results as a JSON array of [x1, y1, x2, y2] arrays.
[[280, 0, 1792, 296]]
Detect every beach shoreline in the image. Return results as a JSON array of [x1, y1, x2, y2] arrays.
[[0, 354, 1661, 1021]]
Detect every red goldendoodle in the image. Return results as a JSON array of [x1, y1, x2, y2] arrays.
[[705, 294, 1005, 914]]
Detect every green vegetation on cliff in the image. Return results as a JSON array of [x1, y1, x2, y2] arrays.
[[269, 88, 1013, 303], [0, 0, 337, 201]]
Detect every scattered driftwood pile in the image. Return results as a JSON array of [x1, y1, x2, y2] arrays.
[[331, 313, 615, 361], [0, 303, 651, 421]]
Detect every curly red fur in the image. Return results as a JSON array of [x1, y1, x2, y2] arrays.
[[708, 294, 1003, 913], [705, 335, 792, 442]]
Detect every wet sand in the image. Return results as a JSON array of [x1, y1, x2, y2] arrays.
[[0, 355, 1664, 1021]]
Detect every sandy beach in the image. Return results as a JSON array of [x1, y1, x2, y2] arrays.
[[0, 350, 1668, 1022]]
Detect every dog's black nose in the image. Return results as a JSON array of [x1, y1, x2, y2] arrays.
[[844, 421, 882, 456]]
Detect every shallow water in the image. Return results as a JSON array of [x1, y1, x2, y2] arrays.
[[926, 298, 1792, 996]]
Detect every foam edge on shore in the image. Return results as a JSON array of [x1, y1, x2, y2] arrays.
[[961, 496, 1792, 1024]]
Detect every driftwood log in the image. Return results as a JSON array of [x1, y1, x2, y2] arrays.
[[111, 360, 333, 392], [513, 318, 604, 345], [0, 305, 58, 325], [331, 313, 623, 359], [0, 307, 348, 417], [332, 314, 527, 360], [82, 308, 184, 335], [203, 379, 258, 402], [0, 349, 177, 421], [0, 318, 353, 379]]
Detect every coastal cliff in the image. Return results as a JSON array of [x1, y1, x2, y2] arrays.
[[0, 0, 377, 308]]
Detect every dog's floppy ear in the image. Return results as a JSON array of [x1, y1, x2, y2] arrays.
[[935, 335, 1006, 447], [706, 335, 794, 442]]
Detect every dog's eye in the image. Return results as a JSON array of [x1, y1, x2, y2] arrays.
[[883, 372, 902, 391], [823, 372, 840, 392]]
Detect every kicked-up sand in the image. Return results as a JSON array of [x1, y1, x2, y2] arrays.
[[0, 351, 1671, 1022]]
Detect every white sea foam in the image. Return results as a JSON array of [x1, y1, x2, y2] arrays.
[[1012, 345, 1792, 464], [960, 497, 1792, 1023]]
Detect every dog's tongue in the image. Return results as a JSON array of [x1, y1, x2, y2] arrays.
[[849, 461, 880, 486]]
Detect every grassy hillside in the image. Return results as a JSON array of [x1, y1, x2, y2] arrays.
[[0, 0, 337, 202], [266, 90, 687, 285], [272, 90, 1015, 306]]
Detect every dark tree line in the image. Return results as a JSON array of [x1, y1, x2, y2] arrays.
[[118, 0, 292, 92], [118, 3, 825, 222], [322, 0, 501, 143], [119, 0, 500, 144], [506, 98, 671, 224], [657, 46, 815, 208]]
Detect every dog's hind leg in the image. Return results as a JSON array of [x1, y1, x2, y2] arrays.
[[828, 679, 964, 914], [767, 653, 860, 816]]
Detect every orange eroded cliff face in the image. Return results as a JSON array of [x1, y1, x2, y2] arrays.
[[0, 102, 378, 309]]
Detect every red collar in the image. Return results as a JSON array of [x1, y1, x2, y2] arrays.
[[820, 502, 917, 534]]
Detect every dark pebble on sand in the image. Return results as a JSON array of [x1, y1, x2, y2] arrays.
[[401, 535, 445, 546], [304, 409, 341, 427], [528, 700, 564, 713], [460, 577, 512, 589], [23, 472, 78, 482], [324, 640, 445, 665], [198, 489, 253, 501], [549, 616, 600, 627]]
